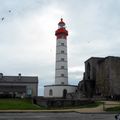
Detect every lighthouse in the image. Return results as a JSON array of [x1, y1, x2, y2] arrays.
[[55, 18, 68, 85], [44, 18, 77, 98]]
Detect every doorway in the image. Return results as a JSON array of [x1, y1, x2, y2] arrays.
[[63, 89, 67, 99]]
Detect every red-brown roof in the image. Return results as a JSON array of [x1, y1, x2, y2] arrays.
[[55, 28, 68, 36]]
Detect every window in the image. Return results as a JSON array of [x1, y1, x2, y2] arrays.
[[61, 82, 64, 85], [61, 51, 64, 54], [61, 66, 64, 69], [61, 58, 64, 61], [61, 74, 64, 77], [49, 89, 53, 96], [61, 43, 64, 46]]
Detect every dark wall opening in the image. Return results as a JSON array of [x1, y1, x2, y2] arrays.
[[63, 89, 67, 99]]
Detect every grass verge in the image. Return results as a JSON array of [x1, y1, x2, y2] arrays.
[[105, 106, 120, 112], [48, 101, 103, 110], [0, 99, 103, 110], [0, 99, 45, 110]]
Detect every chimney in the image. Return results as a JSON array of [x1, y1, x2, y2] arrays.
[[18, 73, 21, 79]]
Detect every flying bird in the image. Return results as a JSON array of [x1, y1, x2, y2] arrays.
[[1, 10, 12, 22], [1, 17, 4, 21], [8, 10, 11, 13]]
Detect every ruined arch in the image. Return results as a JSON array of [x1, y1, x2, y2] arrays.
[[87, 63, 90, 79]]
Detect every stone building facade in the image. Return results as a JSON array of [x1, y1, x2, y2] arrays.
[[80, 56, 120, 99], [0, 73, 38, 98]]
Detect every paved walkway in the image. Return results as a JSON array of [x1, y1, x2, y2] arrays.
[[0, 112, 116, 120]]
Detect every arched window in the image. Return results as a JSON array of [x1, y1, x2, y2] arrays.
[[49, 89, 53, 96]]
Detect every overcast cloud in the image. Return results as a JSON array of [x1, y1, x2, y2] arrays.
[[0, 0, 120, 95]]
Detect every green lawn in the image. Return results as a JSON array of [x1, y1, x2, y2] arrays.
[[48, 101, 103, 109], [78, 101, 103, 108], [0, 99, 103, 110], [0, 99, 44, 110], [105, 106, 120, 112]]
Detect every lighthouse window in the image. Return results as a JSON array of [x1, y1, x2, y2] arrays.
[[61, 51, 64, 54], [49, 89, 53, 96], [61, 82, 64, 85], [61, 66, 64, 69], [61, 58, 64, 61], [61, 43, 64, 46], [61, 74, 64, 77]]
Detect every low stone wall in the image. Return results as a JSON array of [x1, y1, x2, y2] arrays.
[[33, 97, 94, 108]]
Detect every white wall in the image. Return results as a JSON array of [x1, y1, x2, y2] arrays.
[[55, 38, 68, 85], [44, 85, 77, 97]]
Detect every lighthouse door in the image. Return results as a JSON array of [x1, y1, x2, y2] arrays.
[[63, 89, 67, 99]]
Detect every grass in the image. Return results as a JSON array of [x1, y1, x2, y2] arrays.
[[48, 101, 103, 110], [105, 106, 120, 112], [0, 99, 103, 110], [0, 98, 45, 110], [78, 101, 103, 108]]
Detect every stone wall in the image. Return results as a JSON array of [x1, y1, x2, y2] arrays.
[[33, 97, 94, 108], [79, 56, 120, 99]]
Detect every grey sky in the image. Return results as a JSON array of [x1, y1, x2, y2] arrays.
[[0, 0, 120, 95]]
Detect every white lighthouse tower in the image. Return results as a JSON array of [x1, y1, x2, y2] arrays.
[[55, 18, 68, 85], [44, 18, 77, 98]]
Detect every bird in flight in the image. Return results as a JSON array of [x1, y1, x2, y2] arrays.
[[1, 17, 4, 21], [8, 10, 11, 13], [1, 10, 12, 21]]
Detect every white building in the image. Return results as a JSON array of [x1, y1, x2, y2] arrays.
[[44, 18, 77, 98]]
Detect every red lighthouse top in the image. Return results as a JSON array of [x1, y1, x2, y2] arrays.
[[55, 18, 68, 39]]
